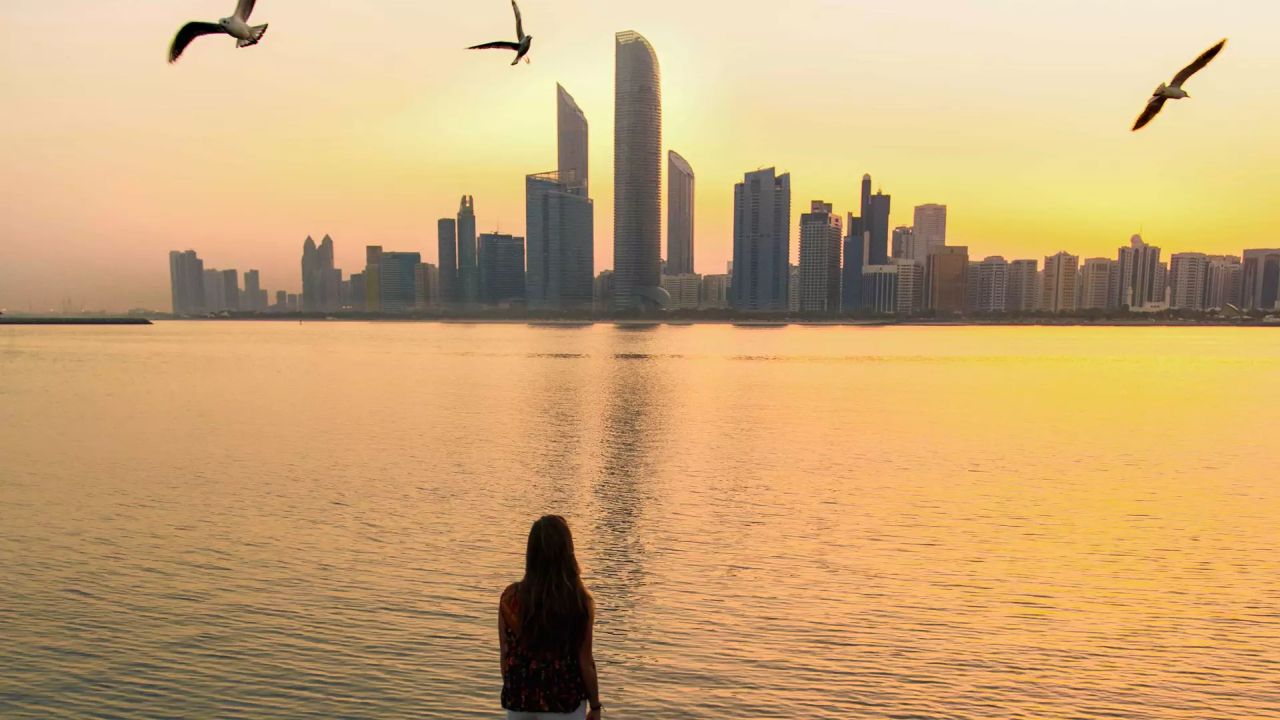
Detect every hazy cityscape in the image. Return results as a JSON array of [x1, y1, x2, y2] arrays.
[[154, 31, 1277, 322]]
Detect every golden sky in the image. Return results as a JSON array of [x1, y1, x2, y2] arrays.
[[2, 0, 1278, 310]]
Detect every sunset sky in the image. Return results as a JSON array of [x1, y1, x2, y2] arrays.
[[2, 0, 1278, 311]]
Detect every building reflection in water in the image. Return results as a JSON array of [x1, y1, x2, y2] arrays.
[[590, 327, 669, 661]]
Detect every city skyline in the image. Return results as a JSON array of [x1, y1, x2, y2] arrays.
[[4, 1, 1279, 311]]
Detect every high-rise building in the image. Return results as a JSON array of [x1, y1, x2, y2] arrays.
[[1204, 255, 1243, 310], [244, 270, 263, 312], [594, 270, 614, 312], [788, 265, 801, 313], [438, 218, 459, 305], [1242, 249, 1280, 311], [347, 272, 366, 311], [895, 260, 925, 316], [557, 83, 589, 193], [667, 151, 695, 276], [457, 196, 479, 304], [1169, 253, 1209, 311], [731, 168, 791, 312], [613, 31, 664, 310], [861, 265, 898, 314], [275, 290, 287, 310], [972, 256, 1009, 313], [526, 171, 594, 310], [1116, 234, 1162, 309], [867, 191, 891, 266], [218, 269, 240, 312], [661, 274, 701, 310], [798, 201, 843, 314], [301, 235, 341, 312], [479, 233, 527, 306], [1079, 258, 1116, 311], [911, 204, 947, 261], [700, 274, 730, 309], [378, 251, 421, 313], [926, 246, 969, 314], [1006, 259, 1039, 312], [842, 216, 866, 312], [168, 250, 205, 315], [365, 246, 383, 312], [1041, 252, 1079, 313], [892, 226, 913, 260]]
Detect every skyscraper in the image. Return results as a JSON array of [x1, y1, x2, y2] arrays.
[[1006, 259, 1040, 312], [798, 201, 842, 314], [667, 150, 695, 276], [1079, 258, 1116, 311], [1242, 249, 1280, 311], [861, 265, 899, 314], [526, 171, 594, 310], [867, 191, 891, 266], [972, 256, 1009, 313], [457, 196, 479, 304], [1205, 255, 1243, 310], [301, 235, 319, 311], [1116, 235, 1162, 309], [557, 84, 589, 193], [1041, 252, 1079, 313], [895, 261, 925, 316], [1169, 253, 1209, 311], [911, 204, 947, 260], [926, 247, 969, 313], [220, 269, 240, 312], [203, 268, 225, 312], [365, 246, 383, 312], [438, 219, 459, 305], [479, 233, 527, 306], [168, 250, 205, 315], [613, 31, 664, 310], [842, 215, 866, 312], [244, 269, 264, 312], [378, 251, 421, 313], [859, 174, 872, 228], [891, 226, 913, 260], [731, 168, 791, 312], [302, 235, 340, 312]]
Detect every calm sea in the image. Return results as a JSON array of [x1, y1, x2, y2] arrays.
[[1, 323, 1277, 719]]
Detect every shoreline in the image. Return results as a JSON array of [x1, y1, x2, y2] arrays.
[[151, 316, 1279, 328]]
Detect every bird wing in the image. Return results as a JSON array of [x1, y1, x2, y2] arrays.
[[169, 22, 225, 63], [512, 0, 525, 40], [469, 41, 521, 50], [1132, 95, 1168, 131], [1172, 39, 1227, 87], [235, 0, 257, 21]]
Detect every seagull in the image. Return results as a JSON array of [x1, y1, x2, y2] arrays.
[[468, 0, 533, 66], [169, 0, 269, 64], [1132, 39, 1227, 131]]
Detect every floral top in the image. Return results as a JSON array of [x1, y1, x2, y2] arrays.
[[500, 584, 588, 713]]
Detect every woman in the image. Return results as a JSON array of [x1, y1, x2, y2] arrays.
[[500, 515, 602, 720]]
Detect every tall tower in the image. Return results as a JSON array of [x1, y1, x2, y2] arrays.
[[911, 204, 948, 260], [557, 84, 589, 193], [867, 191, 891, 266], [613, 31, 664, 310], [666, 150, 695, 276], [860, 174, 872, 226], [731, 168, 791, 312], [457, 196, 479, 304], [437, 219, 459, 305], [301, 236, 319, 312], [798, 201, 843, 314]]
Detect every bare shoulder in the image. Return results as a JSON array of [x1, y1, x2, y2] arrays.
[[501, 582, 520, 604]]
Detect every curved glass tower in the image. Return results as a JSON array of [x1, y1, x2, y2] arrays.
[[613, 31, 665, 311]]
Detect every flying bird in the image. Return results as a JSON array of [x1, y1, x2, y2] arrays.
[[1132, 39, 1227, 131], [468, 0, 533, 66], [169, 0, 269, 64]]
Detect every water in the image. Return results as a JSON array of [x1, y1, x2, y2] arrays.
[[1, 322, 1278, 719]]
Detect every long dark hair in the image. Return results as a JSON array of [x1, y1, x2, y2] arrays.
[[517, 515, 591, 653]]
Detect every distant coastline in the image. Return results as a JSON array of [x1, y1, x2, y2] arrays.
[[139, 312, 1280, 328], [0, 317, 152, 326]]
